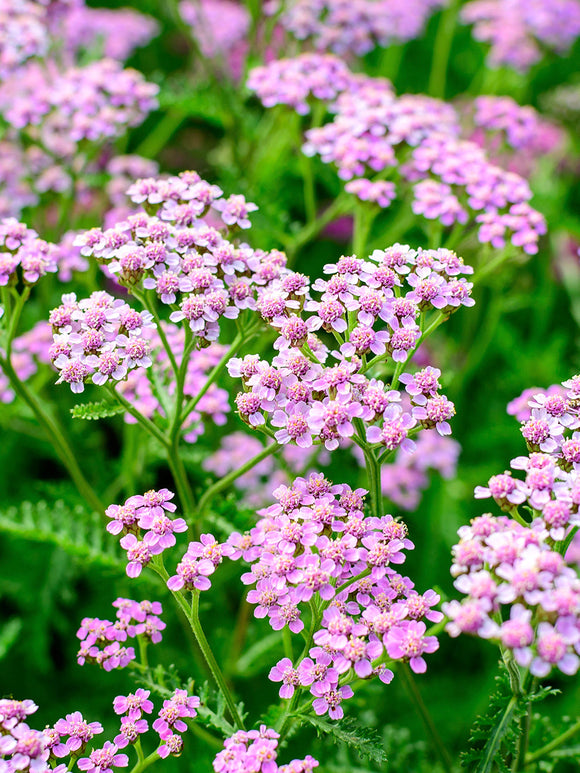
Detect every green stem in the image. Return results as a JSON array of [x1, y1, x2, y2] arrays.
[[356, 427, 382, 518], [352, 204, 375, 258], [108, 386, 169, 449], [133, 290, 180, 380], [137, 635, 149, 670], [282, 626, 294, 661], [181, 330, 245, 423], [6, 287, 30, 357], [197, 442, 279, 517], [133, 738, 145, 765], [525, 720, 580, 766], [151, 562, 245, 729], [0, 354, 104, 514], [399, 664, 454, 773], [300, 152, 316, 225], [167, 434, 196, 522], [190, 591, 245, 729], [415, 311, 448, 350], [129, 750, 160, 773], [428, 0, 460, 98]]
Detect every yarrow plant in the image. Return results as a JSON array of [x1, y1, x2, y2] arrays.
[[2, 3, 580, 772]]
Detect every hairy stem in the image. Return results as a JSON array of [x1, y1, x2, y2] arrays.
[[152, 562, 245, 729]]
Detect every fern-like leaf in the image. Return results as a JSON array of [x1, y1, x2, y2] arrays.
[[0, 500, 124, 569], [71, 401, 125, 420], [462, 665, 559, 773], [295, 714, 387, 764]]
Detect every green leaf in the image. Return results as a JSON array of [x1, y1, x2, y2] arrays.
[[462, 664, 559, 773], [295, 714, 387, 764], [0, 499, 124, 570], [196, 682, 237, 737], [71, 400, 125, 421], [0, 618, 22, 659]]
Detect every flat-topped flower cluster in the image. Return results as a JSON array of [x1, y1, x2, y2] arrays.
[[0, 687, 200, 773], [279, 0, 445, 55], [230, 244, 468, 451], [0, 0, 159, 219], [76, 598, 166, 672], [445, 374, 580, 677], [213, 726, 318, 773], [49, 291, 156, 393], [248, 56, 548, 254], [461, 0, 580, 71], [227, 474, 441, 718], [106, 489, 187, 578], [72, 171, 283, 346], [0, 219, 59, 287]]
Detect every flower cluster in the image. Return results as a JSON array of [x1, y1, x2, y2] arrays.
[[168, 532, 235, 592], [0, 218, 58, 287], [0, 37, 158, 219], [446, 373, 580, 677], [0, 698, 51, 773], [74, 170, 287, 345], [467, 96, 565, 177], [76, 598, 165, 671], [42, 688, 199, 771], [59, 6, 159, 62], [461, 0, 580, 71], [49, 291, 157, 393], [475, 375, 580, 536], [280, 0, 444, 55], [0, 58, 158, 148], [445, 515, 580, 678], [248, 56, 547, 253], [0, 0, 48, 79], [230, 245, 465, 453], [213, 726, 318, 773], [150, 689, 199, 758], [180, 0, 250, 59], [106, 489, 187, 577], [227, 474, 441, 718], [247, 53, 355, 115]]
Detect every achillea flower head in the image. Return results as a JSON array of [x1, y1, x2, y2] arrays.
[[448, 373, 580, 676], [247, 58, 548, 253], [213, 727, 318, 773], [50, 291, 156, 393], [461, 0, 580, 71], [281, 0, 444, 55], [229, 474, 441, 716], [76, 598, 164, 669]]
